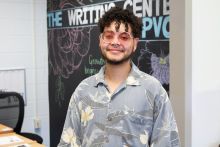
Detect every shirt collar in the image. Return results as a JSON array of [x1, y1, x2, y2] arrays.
[[94, 66, 106, 86], [94, 62, 141, 87]]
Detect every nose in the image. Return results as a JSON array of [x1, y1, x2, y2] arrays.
[[111, 35, 120, 45]]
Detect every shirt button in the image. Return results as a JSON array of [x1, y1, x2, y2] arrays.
[[107, 116, 112, 121]]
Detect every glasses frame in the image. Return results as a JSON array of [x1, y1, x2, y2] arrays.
[[100, 31, 134, 44]]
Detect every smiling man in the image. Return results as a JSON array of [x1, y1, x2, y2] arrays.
[[58, 7, 180, 147]]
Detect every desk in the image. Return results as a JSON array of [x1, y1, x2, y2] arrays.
[[0, 124, 45, 147], [0, 133, 45, 147], [0, 124, 13, 134]]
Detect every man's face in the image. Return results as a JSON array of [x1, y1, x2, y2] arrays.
[[99, 21, 139, 65]]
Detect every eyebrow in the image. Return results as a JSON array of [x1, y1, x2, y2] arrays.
[[103, 30, 130, 33]]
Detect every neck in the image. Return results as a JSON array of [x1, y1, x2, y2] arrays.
[[104, 60, 132, 92]]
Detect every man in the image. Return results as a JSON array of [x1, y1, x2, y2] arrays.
[[58, 7, 180, 147]]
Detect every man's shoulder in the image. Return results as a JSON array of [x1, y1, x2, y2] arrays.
[[136, 71, 169, 103], [135, 70, 163, 94], [132, 63, 161, 87], [77, 74, 97, 87], [137, 70, 161, 85]]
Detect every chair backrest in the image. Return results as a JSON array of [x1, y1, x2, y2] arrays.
[[0, 92, 24, 133]]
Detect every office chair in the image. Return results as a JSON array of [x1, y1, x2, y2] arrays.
[[0, 91, 43, 144]]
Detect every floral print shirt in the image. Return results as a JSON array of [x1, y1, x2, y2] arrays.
[[58, 63, 180, 147]]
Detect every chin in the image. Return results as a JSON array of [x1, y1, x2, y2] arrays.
[[106, 58, 131, 65], [101, 51, 133, 65], [106, 60, 123, 65]]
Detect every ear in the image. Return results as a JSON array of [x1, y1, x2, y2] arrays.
[[133, 38, 139, 52], [99, 34, 102, 47]]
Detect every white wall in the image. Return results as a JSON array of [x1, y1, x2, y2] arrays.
[[171, 0, 220, 146], [192, 0, 220, 146], [0, 0, 49, 146]]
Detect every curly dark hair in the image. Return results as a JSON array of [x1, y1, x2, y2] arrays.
[[98, 6, 142, 38]]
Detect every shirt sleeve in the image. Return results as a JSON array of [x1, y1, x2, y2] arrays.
[[150, 85, 181, 147], [57, 93, 82, 147]]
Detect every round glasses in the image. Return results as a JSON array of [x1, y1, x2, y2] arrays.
[[100, 31, 134, 44]]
